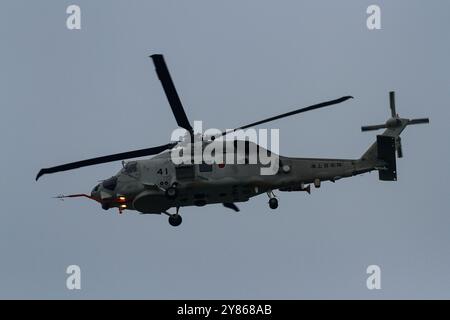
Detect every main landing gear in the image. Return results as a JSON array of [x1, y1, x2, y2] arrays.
[[267, 191, 278, 209], [164, 206, 182, 227], [168, 214, 182, 226]]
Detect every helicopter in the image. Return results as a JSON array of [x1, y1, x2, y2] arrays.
[[36, 54, 429, 226]]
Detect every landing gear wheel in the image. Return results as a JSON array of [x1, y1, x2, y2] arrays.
[[165, 187, 178, 199], [269, 198, 278, 209], [168, 214, 182, 227]]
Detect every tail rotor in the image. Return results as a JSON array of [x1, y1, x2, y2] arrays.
[[361, 91, 430, 181], [361, 91, 429, 132], [361, 91, 429, 159]]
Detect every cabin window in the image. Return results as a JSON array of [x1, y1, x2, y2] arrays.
[[124, 161, 137, 174], [175, 165, 195, 180]]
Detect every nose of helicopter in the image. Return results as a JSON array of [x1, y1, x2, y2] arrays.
[[90, 176, 120, 210], [90, 183, 101, 201], [91, 176, 118, 199], [90, 183, 112, 210]]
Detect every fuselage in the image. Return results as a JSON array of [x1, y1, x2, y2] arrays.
[[90, 140, 375, 214]]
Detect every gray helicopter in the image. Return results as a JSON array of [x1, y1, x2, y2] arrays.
[[36, 54, 429, 226]]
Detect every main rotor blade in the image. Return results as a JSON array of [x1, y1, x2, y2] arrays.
[[36, 142, 176, 181], [150, 54, 193, 133], [220, 96, 353, 137]]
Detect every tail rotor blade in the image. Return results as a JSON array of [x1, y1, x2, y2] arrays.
[[361, 124, 387, 132], [409, 118, 430, 125], [396, 137, 403, 158], [389, 91, 396, 117]]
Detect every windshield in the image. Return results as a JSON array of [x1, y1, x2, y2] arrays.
[[102, 176, 117, 191]]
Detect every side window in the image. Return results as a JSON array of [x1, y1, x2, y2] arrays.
[[123, 161, 139, 178], [244, 140, 250, 164], [244, 140, 250, 155], [125, 161, 137, 173], [233, 140, 251, 164], [175, 165, 195, 180]]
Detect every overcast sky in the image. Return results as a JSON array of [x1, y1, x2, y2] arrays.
[[1, 0, 449, 299]]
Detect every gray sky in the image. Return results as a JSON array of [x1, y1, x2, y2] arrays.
[[1, 0, 449, 299]]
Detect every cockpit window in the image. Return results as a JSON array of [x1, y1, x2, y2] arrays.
[[102, 176, 117, 191], [124, 161, 138, 174]]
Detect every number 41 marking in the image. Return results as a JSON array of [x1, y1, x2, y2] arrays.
[[157, 168, 168, 175]]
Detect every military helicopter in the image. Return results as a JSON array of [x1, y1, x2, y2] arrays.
[[36, 54, 429, 226]]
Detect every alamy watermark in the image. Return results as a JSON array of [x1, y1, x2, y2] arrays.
[[169, 121, 280, 175], [367, 5, 381, 30], [66, 5, 81, 30], [366, 265, 381, 290], [66, 265, 81, 290]]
